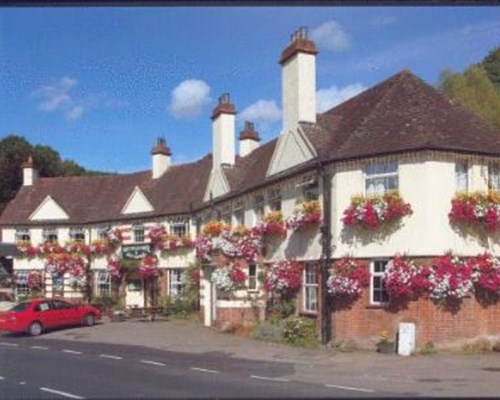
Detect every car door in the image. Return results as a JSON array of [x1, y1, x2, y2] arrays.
[[50, 300, 75, 326], [34, 301, 62, 329], [57, 300, 80, 325]]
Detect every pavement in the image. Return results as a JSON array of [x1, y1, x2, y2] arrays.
[[31, 317, 500, 397]]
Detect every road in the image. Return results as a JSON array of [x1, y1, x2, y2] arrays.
[[0, 336, 398, 399]]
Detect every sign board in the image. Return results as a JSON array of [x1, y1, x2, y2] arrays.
[[121, 244, 152, 260], [398, 322, 416, 356]]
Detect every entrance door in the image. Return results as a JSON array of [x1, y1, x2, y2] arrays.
[[125, 279, 144, 308]]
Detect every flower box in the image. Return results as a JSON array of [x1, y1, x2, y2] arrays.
[[286, 200, 322, 231], [449, 191, 500, 232]]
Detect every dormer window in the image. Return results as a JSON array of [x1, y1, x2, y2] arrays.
[[42, 227, 58, 243], [365, 162, 398, 196], [69, 227, 85, 242], [170, 222, 189, 237], [15, 228, 31, 242], [133, 225, 145, 243]]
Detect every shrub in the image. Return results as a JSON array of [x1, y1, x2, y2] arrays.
[[283, 317, 318, 348], [419, 341, 438, 356], [252, 321, 284, 343], [268, 298, 296, 322]]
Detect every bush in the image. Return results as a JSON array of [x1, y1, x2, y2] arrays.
[[419, 341, 438, 356], [158, 296, 197, 319], [91, 295, 119, 314], [252, 321, 284, 343], [268, 298, 296, 323], [283, 317, 318, 348]]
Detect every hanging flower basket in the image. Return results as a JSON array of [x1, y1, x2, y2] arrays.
[[64, 240, 91, 256], [469, 253, 500, 294], [211, 264, 247, 294], [286, 200, 322, 231], [106, 255, 122, 278], [449, 191, 500, 233], [90, 239, 112, 257], [383, 256, 430, 301], [139, 254, 159, 279], [342, 191, 412, 230], [263, 259, 303, 298], [25, 271, 44, 292], [253, 211, 287, 237], [428, 254, 473, 302], [327, 257, 369, 299], [16, 240, 38, 259], [107, 227, 127, 248]]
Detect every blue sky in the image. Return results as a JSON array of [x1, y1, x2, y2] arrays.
[[0, 6, 499, 173]]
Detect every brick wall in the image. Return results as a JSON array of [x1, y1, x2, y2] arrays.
[[215, 306, 259, 327]]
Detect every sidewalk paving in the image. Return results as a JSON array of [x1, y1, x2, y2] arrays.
[[38, 317, 500, 397]]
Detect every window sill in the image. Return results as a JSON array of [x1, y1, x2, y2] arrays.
[[299, 310, 319, 317]]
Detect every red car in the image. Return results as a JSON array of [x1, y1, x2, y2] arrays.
[[0, 298, 101, 336]]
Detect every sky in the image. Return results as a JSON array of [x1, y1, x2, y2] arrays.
[[0, 6, 499, 173]]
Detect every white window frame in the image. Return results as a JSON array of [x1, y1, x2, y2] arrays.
[[455, 161, 469, 193], [247, 264, 257, 291], [170, 222, 189, 237], [303, 263, 319, 313], [488, 163, 500, 191], [365, 162, 399, 196], [133, 225, 145, 243], [94, 270, 112, 297], [42, 227, 58, 243], [370, 260, 390, 305], [69, 227, 85, 242], [268, 188, 282, 212], [15, 270, 30, 297], [15, 228, 31, 242], [168, 268, 185, 298]]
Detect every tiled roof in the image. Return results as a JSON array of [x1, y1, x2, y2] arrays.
[[1, 70, 499, 226]]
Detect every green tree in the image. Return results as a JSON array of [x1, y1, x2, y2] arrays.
[[439, 65, 500, 130], [480, 47, 500, 90]]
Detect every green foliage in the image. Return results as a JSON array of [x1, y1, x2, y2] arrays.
[[91, 295, 119, 313], [439, 65, 500, 129], [182, 263, 201, 310], [0, 134, 107, 212], [268, 298, 296, 323], [282, 317, 319, 348], [419, 341, 438, 356], [480, 47, 500, 90], [252, 321, 284, 343], [158, 296, 197, 319]]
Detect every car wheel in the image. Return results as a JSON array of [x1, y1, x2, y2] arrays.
[[28, 321, 43, 337], [83, 313, 95, 327]]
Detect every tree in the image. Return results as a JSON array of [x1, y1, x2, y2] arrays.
[[439, 65, 500, 130], [480, 47, 500, 90]]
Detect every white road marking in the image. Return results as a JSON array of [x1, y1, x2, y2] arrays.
[[190, 367, 219, 374], [31, 345, 48, 350], [0, 376, 4, 380], [62, 349, 82, 355], [325, 384, 375, 393], [99, 354, 123, 360], [140, 359, 165, 367], [19, 381, 26, 385], [40, 387, 85, 399], [250, 375, 290, 382], [0, 342, 18, 347]]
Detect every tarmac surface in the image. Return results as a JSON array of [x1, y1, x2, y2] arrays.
[[23, 317, 500, 397]]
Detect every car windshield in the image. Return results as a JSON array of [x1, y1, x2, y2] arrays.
[[9, 302, 31, 313]]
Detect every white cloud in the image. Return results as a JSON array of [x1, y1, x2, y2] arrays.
[[310, 21, 350, 53], [371, 16, 398, 27], [316, 83, 367, 112], [168, 79, 211, 118], [31, 76, 122, 121], [238, 100, 282, 124]]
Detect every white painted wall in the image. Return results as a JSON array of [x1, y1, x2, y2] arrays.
[[239, 139, 259, 158], [30, 196, 69, 221], [282, 52, 316, 134], [22, 168, 38, 187], [121, 187, 154, 215], [152, 153, 171, 179]]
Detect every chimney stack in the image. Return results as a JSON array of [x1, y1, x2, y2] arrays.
[[280, 27, 318, 134], [211, 93, 236, 167], [21, 156, 38, 187], [239, 121, 260, 157], [151, 137, 171, 179]]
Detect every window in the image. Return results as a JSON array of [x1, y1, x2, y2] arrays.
[[488, 163, 500, 191], [95, 270, 112, 297], [303, 182, 319, 201], [34, 302, 50, 312], [42, 227, 58, 243], [268, 188, 282, 211], [15, 229, 30, 242], [69, 227, 85, 242], [303, 263, 318, 312], [253, 194, 265, 226], [52, 274, 64, 297], [220, 204, 232, 226], [371, 260, 389, 304], [170, 222, 189, 237], [133, 225, 145, 243], [365, 162, 398, 196], [248, 264, 257, 291], [233, 200, 245, 226], [168, 269, 185, 298], [97, 227, 109, 240], [455, 161, 468, 192], [15, 270, 30, 297]]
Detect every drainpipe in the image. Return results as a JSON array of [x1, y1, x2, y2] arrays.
[[85, 227, 92, 304], [317, 159, 333, 345]]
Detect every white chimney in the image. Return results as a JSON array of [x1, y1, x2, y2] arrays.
[[280, 27, 318, 134], [239, 121, 260, 157], [21, 156, 38, 187], [212, 93, 236, 167], [151, 137, 171, 179]]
